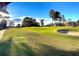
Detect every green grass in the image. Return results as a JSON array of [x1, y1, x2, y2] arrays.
[[1, 26, 79, 56]]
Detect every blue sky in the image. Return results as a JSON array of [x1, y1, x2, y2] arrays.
[[7, 2, 79, 23]]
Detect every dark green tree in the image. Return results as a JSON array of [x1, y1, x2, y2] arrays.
[[0, 19, 7, 29], [22, 17, 28, 27], [22, 17, 40, 27], [49, 9, 61, 26], [77, 19, 79, 25], [41, 19, 44, 26]]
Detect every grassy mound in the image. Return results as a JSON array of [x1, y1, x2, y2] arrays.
[[1, 26, 79, 56]]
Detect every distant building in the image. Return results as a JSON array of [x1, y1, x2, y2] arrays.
[[45, 23, 53, 26], [9, 21, 14, 27], [14, 19, 22, 26], [68, 22, 78, 26]]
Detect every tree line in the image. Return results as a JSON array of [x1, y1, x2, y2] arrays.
[[1, 9, 79, 29]]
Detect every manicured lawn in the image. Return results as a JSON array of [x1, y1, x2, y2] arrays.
[[1, 26, 79, 56]]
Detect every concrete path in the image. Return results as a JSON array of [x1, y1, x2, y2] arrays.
[[0, 30, 6, 40]]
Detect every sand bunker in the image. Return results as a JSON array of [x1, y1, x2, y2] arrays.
[[57, 29, 79, 36], [66, 31, 79, 36]]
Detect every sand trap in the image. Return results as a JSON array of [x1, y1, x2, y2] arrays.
[[66, 31, 79, 36], [57, 29, 79, 36]]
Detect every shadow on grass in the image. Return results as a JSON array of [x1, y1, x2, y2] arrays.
[[13, 43, 79, 56], [0, 37, 13, 56], [38, 44, 79, 56], [1, 38, 79, 56], [14, 43, 35, 56]]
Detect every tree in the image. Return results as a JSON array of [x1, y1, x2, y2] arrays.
[[55, 11, 61, 20], [61, 15, 66, 21], [60, 15, 67, 26], [41, 19, 44, 26], [49, 9, 61, 26], [49, 10, 55, 21], [22, 17, 28, 27], [0, 19, 7, 29], [22, 17, 40, 27], [59, 17, 62, 24], [77, 19, 79, 25]]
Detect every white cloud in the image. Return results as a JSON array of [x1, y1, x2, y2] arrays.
[[35, 17, 41, 25], [19, 16, 32, 20], [19, 16, 26, 20], [35, 17, 52, 25], [44, 18, 52, 25]]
